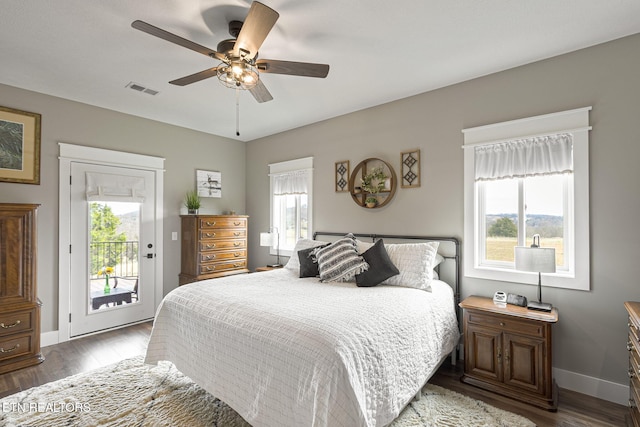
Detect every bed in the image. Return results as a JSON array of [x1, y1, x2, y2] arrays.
[[145, 232, 460, 427]]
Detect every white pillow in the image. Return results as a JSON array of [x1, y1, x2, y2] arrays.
[[284, 239, 329, 271], [381, 242, 440, 291]]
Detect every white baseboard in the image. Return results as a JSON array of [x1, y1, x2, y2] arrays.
[[41, 330, 60, 348], [553, 367, 628, 406], [457, 349, 627, 406]]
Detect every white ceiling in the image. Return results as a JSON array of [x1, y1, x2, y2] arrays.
[[2, 1, 640, 142]]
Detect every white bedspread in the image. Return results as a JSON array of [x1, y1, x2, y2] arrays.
[[145, 268, 459, 427]]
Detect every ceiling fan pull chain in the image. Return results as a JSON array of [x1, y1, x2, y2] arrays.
[[236, 87, 240, 136]]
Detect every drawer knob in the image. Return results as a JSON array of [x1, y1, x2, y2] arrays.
[[0, 320, 21, 329], [233, 263, 242, 268], [234, 221, 241, 226], [205, 233, 216, 238], [629, 368, 636, 378], [205, 221, 216, 226], [628, 341, 634, 351], [205, 255, 216, 260], [234, 253, 241, 257], [500, 322, 505, 327], [0, 344, 20, 353], [206, 244, 216, 249], [234, 242, 241, 247], [205, 266, 216, 271], [233, 232, 241, 236]]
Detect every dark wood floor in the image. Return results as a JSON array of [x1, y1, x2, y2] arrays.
[[0, 322, 628, 426]]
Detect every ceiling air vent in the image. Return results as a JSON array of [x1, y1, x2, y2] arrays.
[[125, 82, 159, 96]]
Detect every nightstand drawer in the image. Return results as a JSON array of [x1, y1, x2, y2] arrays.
[[200, 217, 247, 229], [200, 239, 246, 252], [0, 333, 34, 362], [0, 309, 34, 337], [467, 311, 545, 338]]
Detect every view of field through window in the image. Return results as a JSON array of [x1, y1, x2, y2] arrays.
[[484, 175, 565, 266]]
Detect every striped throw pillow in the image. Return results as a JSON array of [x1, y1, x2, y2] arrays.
[[314, 234, 369, 282]]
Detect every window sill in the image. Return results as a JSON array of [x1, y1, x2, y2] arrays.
[[464, 264, 587, 291]]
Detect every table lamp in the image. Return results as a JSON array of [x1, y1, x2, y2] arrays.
[[260, 227, 282, 268], [514, 234, 555, 312]]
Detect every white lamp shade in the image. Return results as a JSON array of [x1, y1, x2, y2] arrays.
[[260, 232, 273, 247], [514, 246, 556, 273]]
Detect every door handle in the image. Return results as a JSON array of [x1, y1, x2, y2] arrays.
[[146, 253, 154, 259]]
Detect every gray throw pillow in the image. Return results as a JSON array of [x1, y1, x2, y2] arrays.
[[298, 244, 328, 278], [356, 239, 400, 287]]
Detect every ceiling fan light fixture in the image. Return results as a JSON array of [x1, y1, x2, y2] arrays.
[[217, 62, 259, 90]]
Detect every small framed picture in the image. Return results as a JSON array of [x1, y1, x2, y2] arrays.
[[401, 149, 420, 188], [335, 160, 350, 192], [196, 170, 222, 198], [0, 106, 41, 184]]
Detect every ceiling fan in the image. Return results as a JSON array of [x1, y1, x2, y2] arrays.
[[131, 1, 329, 105]]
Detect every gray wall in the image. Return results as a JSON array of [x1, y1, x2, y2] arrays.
[[0, 83, 246, 333], [247, 33, 640, 387]]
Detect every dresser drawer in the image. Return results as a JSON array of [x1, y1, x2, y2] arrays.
[[198, 259, 247, 275], [631, 346, 640, 379], [200, 229, 247, 240], [467, 311, 544, 338], [0, 333, 34, 362], [200, 239, 246, 252], [631, 317, 640, 343], [0, 309, 34, 337], [199, 217, 247, 230], [200, 249, 246, 263]]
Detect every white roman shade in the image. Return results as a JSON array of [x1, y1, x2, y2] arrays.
[[474, 133, 573, 181], [85, 172, 146, 202]]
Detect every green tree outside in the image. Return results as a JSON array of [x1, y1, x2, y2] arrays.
[[90, 203, 127, 275], [488, 217, 517, 238]]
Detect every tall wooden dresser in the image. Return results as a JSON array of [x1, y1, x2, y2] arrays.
[[179, 214, 249, 285], [0, 203, 43, 374], [625, 301, 640, 426]]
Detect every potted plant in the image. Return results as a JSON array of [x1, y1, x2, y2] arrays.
[[184, 190, 201, 214], [361, 166, 388, 208]]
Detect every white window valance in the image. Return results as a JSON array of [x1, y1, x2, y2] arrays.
[[86, 172, 146, 202], [271, 169, 310, 195], [474, 133, 573, 181]]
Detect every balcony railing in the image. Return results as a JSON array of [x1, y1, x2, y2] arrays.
[[90, 241, 139, 279]]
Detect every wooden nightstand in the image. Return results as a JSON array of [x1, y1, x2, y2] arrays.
[[255, 266, 283, 272], [460, 295, 559, 411]]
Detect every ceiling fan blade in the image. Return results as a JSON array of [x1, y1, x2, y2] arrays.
[[249, 79, 273, 103], [233, 2, 279, 59], [256, 59, 329, 78], [169, 67, 220, 86], [132, 20, 226, 62]]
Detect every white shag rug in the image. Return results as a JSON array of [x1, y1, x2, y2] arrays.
[[0, 356, 535, 427]]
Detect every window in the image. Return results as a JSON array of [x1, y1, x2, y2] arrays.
[[269, 157, 313, 256], [463, 107, 591, 290]]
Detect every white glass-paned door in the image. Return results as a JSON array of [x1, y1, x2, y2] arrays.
[[70, 163, 156, 337]]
